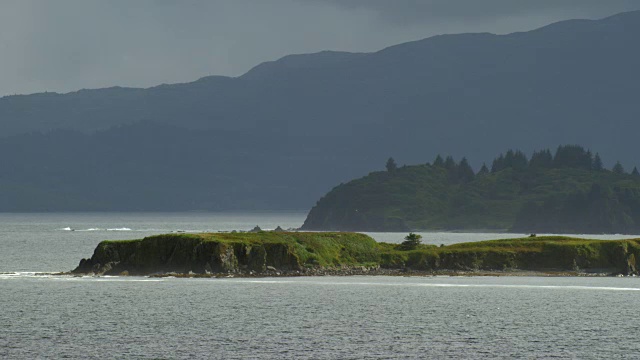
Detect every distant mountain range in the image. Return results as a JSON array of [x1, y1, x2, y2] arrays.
[[1, 11, 640, 211]]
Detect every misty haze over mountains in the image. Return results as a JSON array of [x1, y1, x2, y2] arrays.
[[1, 11, 640, 211]]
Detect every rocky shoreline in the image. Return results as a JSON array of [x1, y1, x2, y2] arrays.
[[61, 265, 625, 279]]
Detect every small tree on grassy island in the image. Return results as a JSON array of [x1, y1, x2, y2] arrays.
[[386, 157, 398, 172], [401, 232, 422, 250]]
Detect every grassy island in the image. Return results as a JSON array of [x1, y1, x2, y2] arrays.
[[72, 232, 640, 277]]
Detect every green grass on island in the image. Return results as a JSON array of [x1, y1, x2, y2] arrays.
[[96, 232, 380, 268], [76, 232, 640, 276]]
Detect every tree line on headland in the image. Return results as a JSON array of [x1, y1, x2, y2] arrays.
[[387, 145, 637, 182]]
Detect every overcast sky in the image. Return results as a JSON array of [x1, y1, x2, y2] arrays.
[[1, 0, 639, 96]]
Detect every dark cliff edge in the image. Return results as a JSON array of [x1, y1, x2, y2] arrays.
[[72, 232, 380, 276], [71, 233, 640, 277]]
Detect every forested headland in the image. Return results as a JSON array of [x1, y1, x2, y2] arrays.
[[302, 145, 640, 234]]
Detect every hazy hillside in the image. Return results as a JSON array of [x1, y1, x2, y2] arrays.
[[0, 122, 387, 211], [1, 11, 640, 210]]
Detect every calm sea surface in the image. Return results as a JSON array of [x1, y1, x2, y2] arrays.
[[2, 212, 640, 359]]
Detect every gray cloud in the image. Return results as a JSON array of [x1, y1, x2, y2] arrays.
[[0, 0, 638, 96], [314, 0, 640, 22]]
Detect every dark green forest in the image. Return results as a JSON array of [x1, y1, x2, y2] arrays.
[[302, 145, 640, 234]]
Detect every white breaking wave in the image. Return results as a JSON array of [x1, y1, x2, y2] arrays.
[[58, 227, 134, 232], [2, 274, 638, 290], [229, 279, 640, 292], [0, 272, 51, 280], [0, 272, 38, 277], [57, 227, 218, 233], [0, 272, 163, 282]]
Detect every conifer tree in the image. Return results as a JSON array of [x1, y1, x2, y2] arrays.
[[593, 153, 604, 171], [632, 167, 640, 177], [444, 156, 456, 170], [478, 163, 489, 176], [612, 161, 625, 175], [386, 157, 397, 172], [586, 150, 593, 169], [433, 155, 444, 167], [457, 157, 475, 182], [504, 150, 516, 168], [512, 150, 529, 170], [491, 149, 527, 172], [491, 154, 505, 173], [553, 145, 592, 169], [530, 149, 553, 168]]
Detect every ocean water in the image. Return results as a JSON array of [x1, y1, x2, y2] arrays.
[[2, 212, 640, 359], [0, 212, 306, 273]]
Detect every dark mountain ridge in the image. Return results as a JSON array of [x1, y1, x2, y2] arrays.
[[2, 11, 640, 210]]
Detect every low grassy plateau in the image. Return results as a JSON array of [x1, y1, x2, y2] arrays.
[[72, 232, 640, 277]]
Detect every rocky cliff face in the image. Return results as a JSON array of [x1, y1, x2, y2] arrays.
[[399, 238, 640, 276], [73, 234, 303, 276]]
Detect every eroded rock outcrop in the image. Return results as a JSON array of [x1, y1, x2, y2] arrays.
[[73, 234, 302, 276]]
